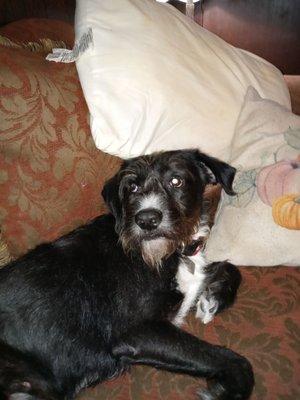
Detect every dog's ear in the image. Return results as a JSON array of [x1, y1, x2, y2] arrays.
[[102, 174, 123, 231], [194, 151, 236, 195]]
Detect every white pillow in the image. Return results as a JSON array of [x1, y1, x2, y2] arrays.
[[204, 87, 300, 267], [75, 0, 290, 160]]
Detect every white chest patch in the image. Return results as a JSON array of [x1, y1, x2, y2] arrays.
[[173, 251, 207, 326]]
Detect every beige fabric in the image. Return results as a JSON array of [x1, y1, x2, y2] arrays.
[[75, 0, 290, 160], [0, 231, 12, 267], [0, 34, 67, 52], [205, 87, 300, 266]]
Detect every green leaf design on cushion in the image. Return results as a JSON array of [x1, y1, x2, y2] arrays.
[[225, 169, 258, 208], [284, 127, 300, 149]]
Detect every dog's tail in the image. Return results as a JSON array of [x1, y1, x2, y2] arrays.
[[0, 340, 60, 400]]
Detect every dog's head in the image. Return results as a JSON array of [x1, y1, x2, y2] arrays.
[[102, 149, 235, 267]]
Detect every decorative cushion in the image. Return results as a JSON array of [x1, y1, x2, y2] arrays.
[[0, 34, 121, 257], [74, 0, 290, 160], [205, 87, 300, 266]]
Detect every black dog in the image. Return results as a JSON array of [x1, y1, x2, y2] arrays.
[[0, 149, 254, 400]]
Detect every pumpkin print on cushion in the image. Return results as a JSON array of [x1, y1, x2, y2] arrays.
[[256, 159, 300, 206], [256, 157, 300, 230], [272, 194, 300, 230], [205, 87, 300, 266]]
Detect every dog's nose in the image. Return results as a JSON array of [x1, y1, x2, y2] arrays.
[[135, 209, 162, 231]]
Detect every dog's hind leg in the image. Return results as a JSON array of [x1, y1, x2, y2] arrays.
[[0, 341, 60, 400], [196, 262, 242, 324], [112, 320, 254, 400]]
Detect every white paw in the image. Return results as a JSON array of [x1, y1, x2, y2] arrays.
[[196, 292, 219, 324]]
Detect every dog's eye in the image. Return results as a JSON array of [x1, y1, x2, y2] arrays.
[[169, 177, 183, 188], [129, 183, 139, 193]]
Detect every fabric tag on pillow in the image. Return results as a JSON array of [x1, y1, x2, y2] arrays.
[[46, 28, 93, 63]]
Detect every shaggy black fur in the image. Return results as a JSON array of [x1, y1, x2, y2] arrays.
[[0, 150, 254, 400]]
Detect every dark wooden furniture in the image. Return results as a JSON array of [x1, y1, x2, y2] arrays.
[[1, 0, 299, 74]]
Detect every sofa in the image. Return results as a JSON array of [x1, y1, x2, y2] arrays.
[[0, 1, 299, 399]]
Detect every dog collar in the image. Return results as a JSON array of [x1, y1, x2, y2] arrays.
[[191, 244, 202, 256], [182, 238, 205, 257]]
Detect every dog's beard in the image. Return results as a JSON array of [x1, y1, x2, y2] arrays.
[[120, 228, 176, 268], [119, 209, 203, 268], [141, 238, 176, 268]]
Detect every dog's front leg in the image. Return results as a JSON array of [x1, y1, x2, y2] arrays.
[[112, 320, 254, 400], [196, 262, 242, 324]]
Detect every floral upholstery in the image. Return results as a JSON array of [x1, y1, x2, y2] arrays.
[[76, 267, 299, 400], [0, 20, 299, 400], [0, 18, 74, 48], [0, 37, 121, 257]]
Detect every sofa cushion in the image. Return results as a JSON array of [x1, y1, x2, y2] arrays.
[[0, 33, 121, 257], [76, 266, 300, 400]]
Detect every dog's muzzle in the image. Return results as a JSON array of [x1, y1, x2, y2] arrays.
[[135, 208, 163, 231]]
